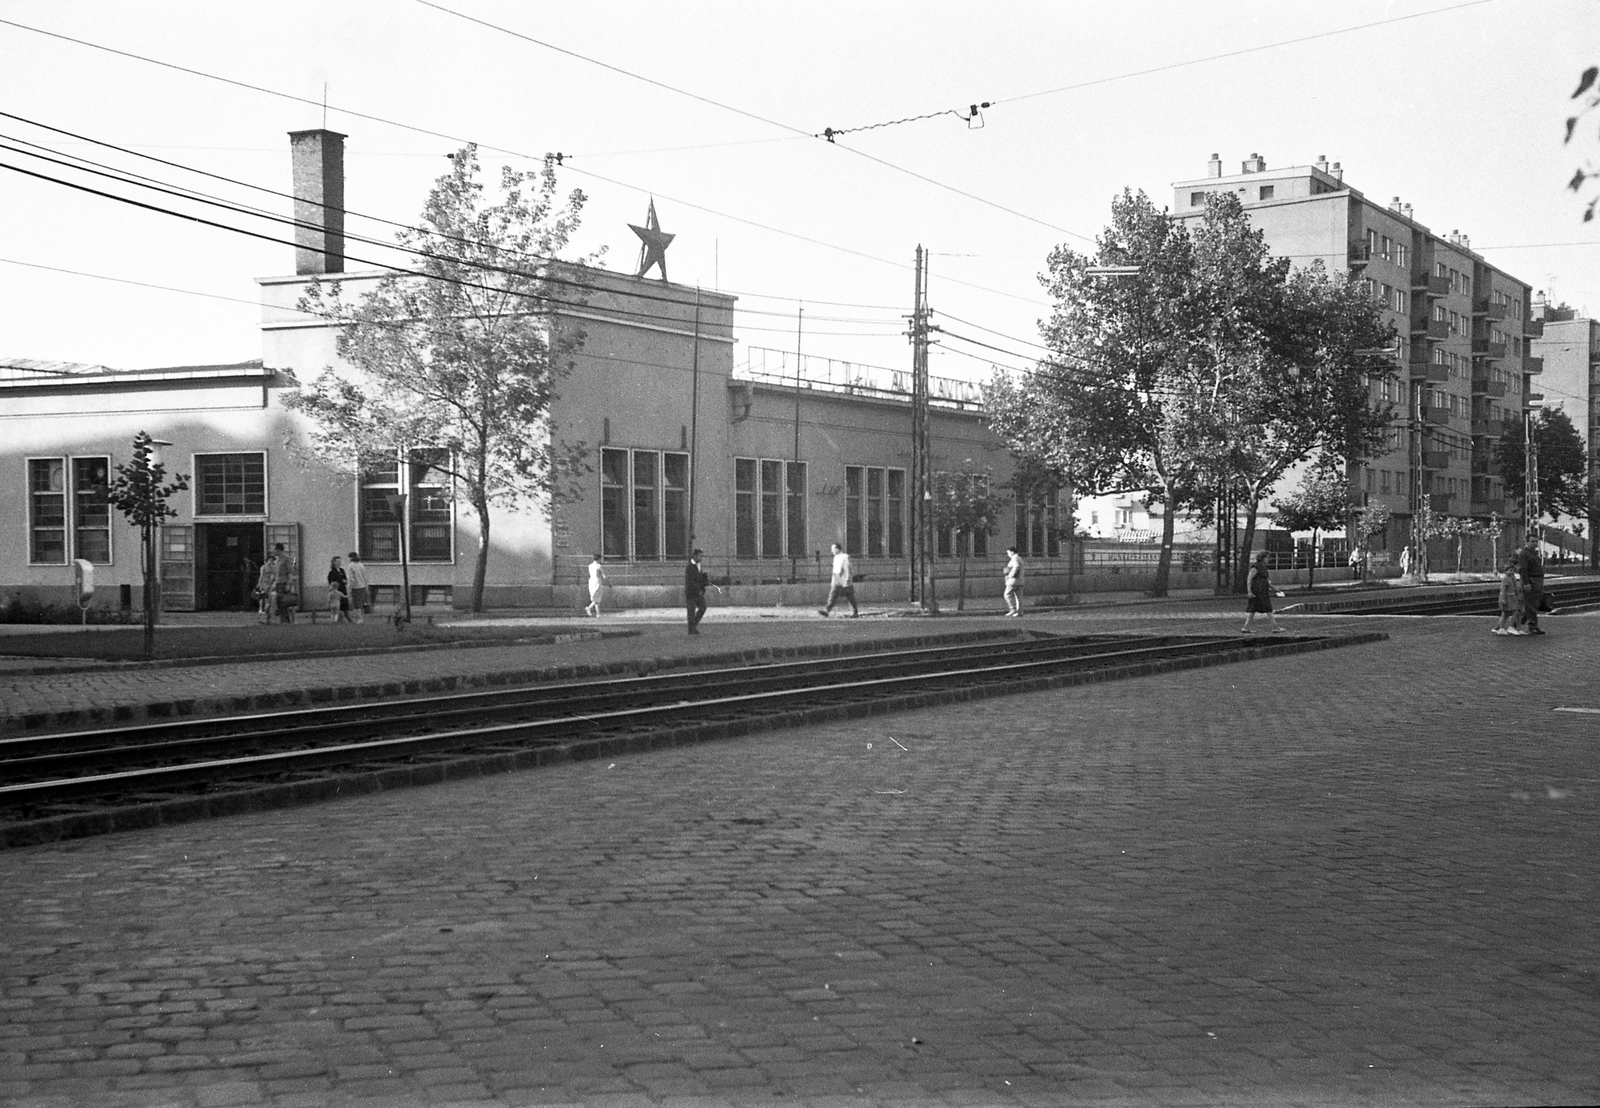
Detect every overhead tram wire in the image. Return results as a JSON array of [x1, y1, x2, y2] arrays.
[[0, 140, 908, 334], [0, 158, 905, 340], [408, 0, 1091, 244], [0, 20, 1037, 312], [0, 118, 913, 325]]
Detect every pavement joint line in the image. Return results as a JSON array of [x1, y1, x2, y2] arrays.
[[1, 627, 1029, 737], [0, 629, 1385, 850]]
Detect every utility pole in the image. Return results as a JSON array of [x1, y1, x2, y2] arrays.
[[1525, 406, 1540, 548], [793, 305, 803, 583], [908, 246, 937, 612], [1410, 379, 1425, 578]]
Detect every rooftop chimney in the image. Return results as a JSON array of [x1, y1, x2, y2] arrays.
[[1402, 203, 1413, 220], [1242, 152, 1265, 173], [1330, 161, 1343, 182], [1532, 290, 1548, 320], [1390, 197, 1403, 212], [1314, 154, 1328, 173], [1207, 152, 1222, 178], [289, 129, 346, 276]]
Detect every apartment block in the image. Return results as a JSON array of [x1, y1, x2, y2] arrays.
[[1173, 153, 1541, 558], [1530, 300, 1600, 563]]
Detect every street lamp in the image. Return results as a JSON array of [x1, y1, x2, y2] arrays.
[[384, 492, 411, 624]]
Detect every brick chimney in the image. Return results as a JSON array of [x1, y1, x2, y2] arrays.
[[1207, 152, 1223, 178], [1241, 153, 1265, 174], [288, 129, 346, 275]]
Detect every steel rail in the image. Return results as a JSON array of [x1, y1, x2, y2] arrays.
[[0, 635, 1254, 808]]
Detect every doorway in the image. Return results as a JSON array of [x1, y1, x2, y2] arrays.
[[197, 523, 265, 611]]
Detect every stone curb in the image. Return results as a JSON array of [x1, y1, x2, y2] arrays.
[[0, 629, 1386, 850], [0, 628, 1025, 737]]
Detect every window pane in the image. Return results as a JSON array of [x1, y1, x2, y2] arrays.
[[196, 453, 266, 515], [886, 470, 904, 557], [663, 452, 689, 559], [633, 450, 659, 560], [602, 449, 629, 559], [72, 457, 111, 564], [29, 459, 66, 563], [735, 458, 757, 558], [760, 460, 781, 558], [866, 468, 883, 557], [845, 466, 862, 556], [785, 462, 806, 559], [408, 449, 452, 562]]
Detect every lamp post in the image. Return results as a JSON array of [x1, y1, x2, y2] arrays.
[[385, 492, 411, 623]]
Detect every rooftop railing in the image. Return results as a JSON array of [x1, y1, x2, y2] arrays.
[[733, 347, 986, 410]]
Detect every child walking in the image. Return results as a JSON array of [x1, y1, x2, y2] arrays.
[[1493, 559, 1523, 636]]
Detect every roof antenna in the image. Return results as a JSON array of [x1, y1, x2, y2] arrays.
[[322, 82, 328, 129]]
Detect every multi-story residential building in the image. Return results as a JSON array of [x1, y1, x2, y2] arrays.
[[1530, 298, 1599, 565], [1173, 153, 1542, 562]]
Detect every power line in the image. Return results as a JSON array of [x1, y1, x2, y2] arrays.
[[408, 0, 1091, 242], [0, 18, 1042, 309], [0, 254, 293, 312]]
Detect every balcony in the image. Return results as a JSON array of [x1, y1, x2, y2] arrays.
[[1428, 493, 1452, 512], [1472, 418, 1505, 436], [1473, 299, 1508, 320], [1422, 450, 1451, 469], [1470, 453, 1491, 474], [1408, 358, 1448, 382], [1348, 242, 1371, 268], [1411, 317, 1451, 340], [1423, 406, 1452, 425], [1412, 274, 1452, 297], [1471, 498, 1505, 516], [1472, 338, 1507, 359], [1524, 318, 1544, 338], [1524, 392, 1543, 408], [1471, 377, 1505, 397], [1524, 355, 1544, 374]]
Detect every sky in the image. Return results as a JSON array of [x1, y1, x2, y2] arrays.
[[3, 0, 1598, 386]]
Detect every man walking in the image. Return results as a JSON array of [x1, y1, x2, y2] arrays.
[[345, 551, 371, 623], [818, 541, 858, 617], [1518, 531, 1547, 635], [271, 542, 296, 623], [1003, 545, 1024, 616], [685, 549, 710, 634]]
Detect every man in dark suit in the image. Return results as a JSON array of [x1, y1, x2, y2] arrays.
[[1517, 531, 1547, 635], [685, 549, 710, 634]]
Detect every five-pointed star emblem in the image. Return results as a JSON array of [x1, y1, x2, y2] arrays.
[[629, 198, 675, 282]]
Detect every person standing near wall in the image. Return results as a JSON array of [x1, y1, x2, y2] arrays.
[[326, 556, 352, 623], [1003, 546, 1025, 617], [1240, 551, 1283, 634], [685, 549, 709, 634], [254, 552, 277, 624], [818, 542, 858, 618], [345, 552, 370, 623], [586, 554, 609, 617], [271, 542, 296, 623]]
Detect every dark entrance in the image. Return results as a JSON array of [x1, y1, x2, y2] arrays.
[[197, 523, 265, 611]]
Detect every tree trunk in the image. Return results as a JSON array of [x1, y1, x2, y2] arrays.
[[1148, 487, 1177, 598], [471, 496, 491, 613], [1236, 495, 1261, 594]]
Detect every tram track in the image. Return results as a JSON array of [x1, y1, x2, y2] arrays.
[[1, 629, 1383, 848]]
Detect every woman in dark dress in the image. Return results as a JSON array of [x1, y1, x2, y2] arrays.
[[1240, 551, 1283, 634], [327, 556, 353, 624]]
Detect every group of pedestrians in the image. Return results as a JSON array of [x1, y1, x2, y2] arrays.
[[1493, 533, 1550, 636], [251, 546, 372, 624]]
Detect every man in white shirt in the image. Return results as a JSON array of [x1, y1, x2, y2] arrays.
[[818, 542, 859, 617], [1004, 546, 1024, 616]]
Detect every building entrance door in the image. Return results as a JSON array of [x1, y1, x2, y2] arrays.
[[197, 523, 265, 611]]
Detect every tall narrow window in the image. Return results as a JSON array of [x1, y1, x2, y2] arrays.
[[785, 462, 806, 559], [631, 450, 660, 561], [663, 453, 690, 559], [866, 468, 884, 557], [760, 459, 782, 559], [359, 456, 401, 561], [601, 448, 629, 559], [409, 449, 453, 562], [735, 458, 758, 558], [845, 467, 863, 555], [28, 458, 66, 564], [72, 457, 111, 564], [886, 470, 905, 557]]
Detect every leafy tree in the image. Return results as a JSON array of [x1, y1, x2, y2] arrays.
[[985, 189, 1210, 598], [1566, 65, 1600, 221], [931, 462, 1011, 610], [1349, 500, 1389, 581], [1270, 459, 1352, 591], [1494, 406, 1588, 524], [288, 147, 600, 612], [105, 431, 190, 656]]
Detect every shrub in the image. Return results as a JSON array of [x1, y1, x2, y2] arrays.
[[0, 593, 140, 625]]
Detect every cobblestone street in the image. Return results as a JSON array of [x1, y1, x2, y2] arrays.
[[2, 612, 1597, 1106]]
